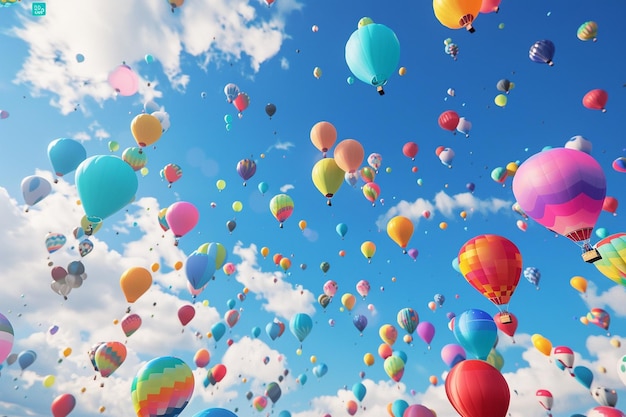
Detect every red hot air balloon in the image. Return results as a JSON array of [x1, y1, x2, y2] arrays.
[[602, 196, 618, 215], [512, 148, 606, 262], [445, 360, 510, 417], [402, 142, 419, 160], [178, 305, 196, 327], [536, 390, 554, 416], [583, 89, 608, 112], [494, 311, 518, 340], [438, 110, 460, 133], [458, 234, 522, 322], [51, 393, 76, 417]]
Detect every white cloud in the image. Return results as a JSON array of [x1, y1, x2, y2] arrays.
[[280, 184, 295, 193], [10, 0, 303, 114], [583, 281, 626, 318], [375, 191, 512, 230], [280, 57, 290, 70]]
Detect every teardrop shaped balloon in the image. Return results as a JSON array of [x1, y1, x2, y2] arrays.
[[94, 341, 127, 377], [48, 138, 87, 178]]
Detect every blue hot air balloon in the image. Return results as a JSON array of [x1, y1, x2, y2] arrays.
[[345, 21, 400, 95], [289, 313, 313, 344], [353, 314, 368, 334], [17, 349, 37, 371], [523, 267, 541, 289], [312, 363, 328, 378], [211, 322, 226, 342], [452, 309, 497, 360], [192, 408, 238, 417], [21, 175, 52, 209], [185, 251, 215, 291], [352, 382, 367, 402], [48, 138, 87, 180], [573, 365, 594, 389], [266, 321, 281, 340], [75, 155, 138, 224], [529, 39, 555, 66], [336, 223, 348, 239]]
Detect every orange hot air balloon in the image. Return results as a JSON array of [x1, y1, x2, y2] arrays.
[[279, 257, 292, 272], [310, 121, 337, 157], [130, 113, 163, 149], [261, 246, 270, 258], [333, 139, 364, 174], [386, 216, 414, 253], [433, 0, 483, 33], [458, 235, 522, 316], [120, 266, 153, 303]]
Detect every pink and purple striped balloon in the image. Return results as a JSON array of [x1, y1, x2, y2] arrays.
[[512, 148, 606, 243]]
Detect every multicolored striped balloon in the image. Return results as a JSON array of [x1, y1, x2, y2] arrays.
[[121, 313, 142, 338], [0, 313, 14, 363], [512, 148, 606, 245], [594, 233, 626, 286], [458, 234, 522, 309], [94, 341, 127, 378], [131, 356, 194, 417], [45, 232, 67, 254], [269, 194, 294, 228]]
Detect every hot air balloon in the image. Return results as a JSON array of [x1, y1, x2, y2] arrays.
[[0, 313, 14, 363], [48, 138, 87, 181], [496, 79, 514, 94], [166, 201, 199, 245], [578, 21, 598, 42], [51, 393, 76, 417], [529, 40, 555, 66], [75, 155, 138, 225], [131, 356, 194, 417], [21, 175, 52, 210], [236, 159, 257, 186], [94, 341, 127, 377], [312, 158, 345, 206], [445, 360, 510, 417], [361, 241, 376, 262], [362, 182, 381, 206], [384, 354, 405, 382], [224, 83, 240, 103], [587, 308, 611, 333], [458, 234, 522, 317], [553, 346, 575, 375], [269, 194, 294, 228], [594, 233, 626, 286], [108, 64, 139, 96], [178, 305, 196, 327], [121, 313, 142, 338], [122, 147, 148, 172], [310, 121, 337, 157], [161, 163, 182, 187], [536, 390, 553, 416], [433, 0, 483, 32], [397, 307, 419, 334], [334, 139, 365, 174], [233, 92, 250, 118], [265, 103, 276, 119], [591, 387, 618, 407], [386, 216, 414, 253], [131, 113, 163, 149], [345, 19, 401, 95], [583, 89, 608, 112], [523, 267, 541, 289], [512, 148, 606, 262], [438, 110, 460, 133], [120, 266, 152, 303], [289, 313, 313, 347], [403, 142, 419, 160], [480, 0, 501, 13], [453, 309, 497, 360]]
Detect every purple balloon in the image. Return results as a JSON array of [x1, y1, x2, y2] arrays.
[[416, 321, 435, 347], [236, 159, 257, 185], [529, 39, 555, 65], [49, 325, 59, 335], [407, 248, 418, 261], [440, 343, 466, 368]]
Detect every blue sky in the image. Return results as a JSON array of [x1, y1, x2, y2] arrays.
[[1, 1, 626, 417]]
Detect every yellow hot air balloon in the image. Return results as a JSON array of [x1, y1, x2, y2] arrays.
[[81, 215, 103, 236], [494, 94, 508, 107], [261, 247, 270, 258], [299, 220, 307, 231], [379, 324, 398, 345], [386, 216, 414, 253], [570, 276, 588, 294], [433, 0, 483, 32], [120, 266, 153, 303], [43, 375, 55, 388], [130, 113, 162, 149], [611, 338, 621, 348], [363, 352, 375, 366], [313, 67, 322, 79], [341, 293, 356, 310], [531, 334, 552, 356], [361, 241, 376, 263], [312, 158, 345, 206]]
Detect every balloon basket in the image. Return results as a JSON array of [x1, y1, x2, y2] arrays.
[[377, 86, 385, 96], [498, 313, 512, 324], [582, 249, 602, 263]]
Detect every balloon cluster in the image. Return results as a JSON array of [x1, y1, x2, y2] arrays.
[[50, 260, 87, 300]]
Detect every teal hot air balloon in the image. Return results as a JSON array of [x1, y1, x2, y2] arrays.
[[75, 155, 138, 224], [47, 138, 87, 181], [345, 20, 400, 95], [289, 313, 313, 346], [452, 309, 497, 360]]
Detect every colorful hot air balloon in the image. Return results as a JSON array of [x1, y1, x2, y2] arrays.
[[345, 20, 401, 95], [310, 121, 337, 157], [512, 148, 606, 262], [583, 89, 608, 112], [384, 354, 405, 382], [578, 21, 598, 42], [237, 159, 257, 186], [529, 39, 555, 66], [397, 308, 419, 334], [587, 308, 611, 333], [362, 182, 381, 206], [224, 83, 239, 103], [458, 235, 522, 316], [312, 158, 345, 206], [594, 233, 626, 286], [75, 155, 138, 224], [386, 216, 414, 253], [453, 309, 497, 360], [121, 313, 142, 338], [94, 341, 127, 377], [269, 194, 294, 228], [122, 147, 148, 172], [120, 266, 153, 303], [445, 360, 510, 417], [131, 356, 194, 417], [162, 163, 183, 187], [433, 0, 483, 32], [45, 232, 67, 254], [361, 241, 376, 262], [289, 313, 313, 345]]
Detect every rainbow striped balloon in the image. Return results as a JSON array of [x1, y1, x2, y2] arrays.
[[131, 356, 194, 417], [512, 148, 606, 245], [95, 341, 127, 378], [594, 233, 626, 286]]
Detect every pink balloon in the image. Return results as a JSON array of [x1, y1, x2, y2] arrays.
[[107, 64, 139, 96], [440, 343, 466, 368], [51, 266, 68, 282], [403, 404, 436, 417], [166, 201, 199, 239], [588, 407, 626, 417], [178, 304, 195, 326], [479, 0, 501, 13]]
